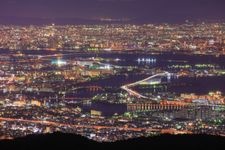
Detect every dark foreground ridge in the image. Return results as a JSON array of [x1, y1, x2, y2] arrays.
[[0, 133, 225, 149]]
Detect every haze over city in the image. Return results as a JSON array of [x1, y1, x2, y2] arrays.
[[0, 0, 225, 24]]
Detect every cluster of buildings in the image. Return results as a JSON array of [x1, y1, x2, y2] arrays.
[[0, 48, 224, 141], [0, 54, 115, 100], [180, 91, 225, 105], [0, 23, 225, 54]]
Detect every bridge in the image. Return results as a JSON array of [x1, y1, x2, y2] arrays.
[[121, 72, 172, 99], [70, 86, 104, 92]]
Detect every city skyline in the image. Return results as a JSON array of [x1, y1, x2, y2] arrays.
[[0, 23, 224, 54]]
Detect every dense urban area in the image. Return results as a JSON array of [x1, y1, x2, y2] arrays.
[[0, 22, 225, 142], [0, 23, 225, 55]]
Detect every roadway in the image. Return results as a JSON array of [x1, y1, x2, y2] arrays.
[[121, 72, 170, 99], [0, 117, 156, 132], [0, 117, 193, 135]]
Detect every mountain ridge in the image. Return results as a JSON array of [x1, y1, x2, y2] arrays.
[[0, 132, 224, 149]]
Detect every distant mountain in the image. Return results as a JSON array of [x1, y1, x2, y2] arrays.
[[0, 133, 224, 149], [1, 16, 224, 26], [0, 16, 130, 25]]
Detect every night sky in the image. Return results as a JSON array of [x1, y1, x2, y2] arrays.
[[0, 0, 225, 24]]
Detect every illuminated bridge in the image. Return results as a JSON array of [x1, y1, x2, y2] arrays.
[[70, 86, 104, 92], [121, 71, 174, 99]]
